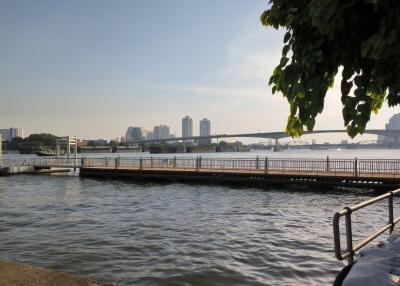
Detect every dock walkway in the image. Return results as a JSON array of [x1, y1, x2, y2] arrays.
[[2, 156, 400, 189]]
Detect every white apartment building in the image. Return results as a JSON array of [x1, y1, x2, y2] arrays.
[[199, 118, 211, 145], [182, 116, 193, 143], [0, 127, 24, 141], [153, 125, 170, 140]]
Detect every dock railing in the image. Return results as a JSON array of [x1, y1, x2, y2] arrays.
[[333, 189, 400, 264], [3, 156, 400, 177]]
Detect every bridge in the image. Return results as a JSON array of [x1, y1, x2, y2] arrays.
[[128, 129, 400, 147], [2, 156, 400, 189]]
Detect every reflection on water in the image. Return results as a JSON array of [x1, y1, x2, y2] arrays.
[[0, 149, 398, 285]]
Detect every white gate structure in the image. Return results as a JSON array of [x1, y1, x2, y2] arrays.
[[56, 136, 78, 157]]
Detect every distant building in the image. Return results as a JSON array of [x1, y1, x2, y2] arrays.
[[182, 116, 193, 143], [379, 113, 400, 144], [153, 125, 170, 140], [0, 127, 24, 141], [88, 139, 108, 146], [125, 127, 151, 142], [199, 118, 211, 146]]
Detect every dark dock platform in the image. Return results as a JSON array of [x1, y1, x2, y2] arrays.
[[3, 156, 400, 189], [78, 156, 400, 189]]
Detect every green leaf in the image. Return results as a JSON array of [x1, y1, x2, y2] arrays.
[[282, 45, 290, 56], [305, 118, 316, 131], [283, 32, 291, 43], [261, 0, 400, 138]]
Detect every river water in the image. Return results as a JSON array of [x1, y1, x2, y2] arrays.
[[1, 149, 399, 285]]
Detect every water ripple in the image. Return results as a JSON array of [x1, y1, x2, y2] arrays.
[[0, 174, 385, 285]]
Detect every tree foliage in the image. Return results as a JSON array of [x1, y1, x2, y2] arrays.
[[9, 137, 24, 150], [22, 133, 57, 148], [261, 0, 400, 137]]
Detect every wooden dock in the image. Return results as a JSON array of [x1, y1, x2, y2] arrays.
[[3, 156, 400, 189], [79, 157, 400, 189]]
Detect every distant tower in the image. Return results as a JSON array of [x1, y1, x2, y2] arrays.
[[153, 125, 170, 140], [182, 116, 193, 143], [199, 118, 211, 146], [125, 127, 150, 142], [379, 113, 400, 144]]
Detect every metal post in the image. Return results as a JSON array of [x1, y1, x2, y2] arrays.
[[256, 156, 259, 170], [74, 136, 78, 171], [56, 142, 60, 157], [150, 156, 153, 168], [73, 136, 77, 171], [354, 157, 358, 178], [389, 193, 394, 234], [115, 157, 118, 170], [81, 157, 85, 168], [326, 156, 330, 172], [264, 157, 268, 174], [344, 208, 354, 264], [173, 156, 176, 168], [0, 134, 2, 167], [139, 158, 143, 170], [195, 157, 199, 172], [67, 136, 71, 157]]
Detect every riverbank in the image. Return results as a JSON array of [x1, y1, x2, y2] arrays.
[[0, 259, 115, 286]]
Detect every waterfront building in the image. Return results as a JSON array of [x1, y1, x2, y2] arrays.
[[125, 127, 151, 142], [199, 118, 211, 146], [182, 116, 193, 143], [379, 113, 400, 144], [153, 125, 170, 140], [0, 127, 24, 142]]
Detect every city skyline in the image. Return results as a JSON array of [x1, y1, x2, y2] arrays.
[[1, 1, 400, 142]]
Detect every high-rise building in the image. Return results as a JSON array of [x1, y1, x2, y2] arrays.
[[378, 114, 400, 144], [125, 127, 151, 142], [386, 114, 400, 130], [182, 116, 193, 143], [153, 125, 170, 140], [0, 127, 24, 141], [199, 118, 211, 146]]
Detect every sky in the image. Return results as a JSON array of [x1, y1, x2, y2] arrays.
[[0, 0, 399, 143]]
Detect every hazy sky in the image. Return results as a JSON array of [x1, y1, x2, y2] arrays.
[[1, 0, 398, 142]]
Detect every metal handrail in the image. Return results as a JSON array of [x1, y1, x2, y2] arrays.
[[333, 189, 400, 264], [3, 157, 400, 177]]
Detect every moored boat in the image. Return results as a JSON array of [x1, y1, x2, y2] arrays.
[[35, 148, 56, 157]]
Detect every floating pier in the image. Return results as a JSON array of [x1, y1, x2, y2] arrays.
[[3, 156, 400, 189], [79, 157, 400, 189]]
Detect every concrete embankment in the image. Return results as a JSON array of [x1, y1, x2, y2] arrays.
[[0, 259, 115, 286], [0, 166, 36, 176], [0, 166, 71, 176]]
